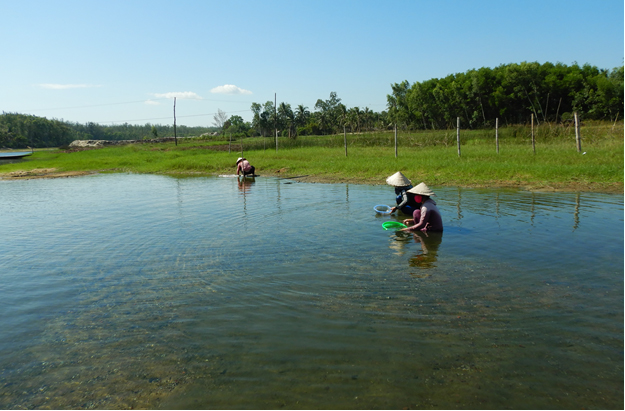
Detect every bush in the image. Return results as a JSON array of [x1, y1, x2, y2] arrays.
[[297, 123, 321, 136]]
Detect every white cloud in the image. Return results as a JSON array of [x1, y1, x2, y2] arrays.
[[152, 91, 202, 100], [210, 84, 252, 95], [144, 99, 160, 105], [36, 83, 102, 90]]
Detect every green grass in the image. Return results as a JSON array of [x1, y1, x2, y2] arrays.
[[1, 121, 622, 192]]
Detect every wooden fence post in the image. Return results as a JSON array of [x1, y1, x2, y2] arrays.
[[394, 124, 398, 158], [456, 117, 461, 157], [531, 114, 536, 154], [173, 97, 177, 146], [344, 125, 347, 157], [574, 112, 582, 153], [495, 117, 499, 154], [275, 93, 278, 152]]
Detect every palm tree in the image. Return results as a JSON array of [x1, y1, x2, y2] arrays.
[[278, 102, 295, 138], [349, 106, 361, 133], [295, 104, 310, 130], [363, 107, 372, 131]]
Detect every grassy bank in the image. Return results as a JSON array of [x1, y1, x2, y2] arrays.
[[1, 122, 623, 193]]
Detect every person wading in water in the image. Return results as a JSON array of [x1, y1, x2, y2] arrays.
[[401, 182, 443, 232]]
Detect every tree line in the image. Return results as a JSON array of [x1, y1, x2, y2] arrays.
[[248, 92, 389, 138], [0, 113, 218, 149], [246, 62, 622, 137], [386, 61, 623, 130], [2, 61, 622, 149]]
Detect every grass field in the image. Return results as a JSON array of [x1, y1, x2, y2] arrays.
[[1, 121, 623, 193]]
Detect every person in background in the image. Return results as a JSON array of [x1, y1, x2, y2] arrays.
[[401, 182, 443, 232], [386, 171, 418, 215], [236, 157, 255, 177]]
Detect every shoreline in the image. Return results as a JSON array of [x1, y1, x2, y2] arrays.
[[1, 168, 622, 194]]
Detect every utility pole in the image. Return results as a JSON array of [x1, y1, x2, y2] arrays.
[[173, 97, 177, 146]]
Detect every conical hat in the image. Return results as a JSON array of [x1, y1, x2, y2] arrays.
[[236, 157, 245, 165], [385, 171, 411, 187], [407, 182, 435, 196]]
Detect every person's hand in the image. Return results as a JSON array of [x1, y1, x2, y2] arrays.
[[390, 207, 397, 213]]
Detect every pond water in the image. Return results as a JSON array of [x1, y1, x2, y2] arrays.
[[0, 174, 622, 409]]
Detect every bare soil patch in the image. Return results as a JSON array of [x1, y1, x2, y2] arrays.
[[0, 168, 95, 180]]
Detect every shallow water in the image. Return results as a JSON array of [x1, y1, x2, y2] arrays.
[[0, 174, 622, 409]]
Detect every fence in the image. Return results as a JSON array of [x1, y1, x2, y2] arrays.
[[220, 115, 622, 157]]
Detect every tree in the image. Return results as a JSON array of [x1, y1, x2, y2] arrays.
[[362, 107, 372, 131], [212, 109, 229, 134], [348, 106, 362, 133], [387, 80, 412, 128], [295, 104, 310, 129], [251, 103, 263, 135], [314, 92, 342, 134], [275, 102, 291, 137], [225, 115, 249, 135], [262, 101, 276, 136]]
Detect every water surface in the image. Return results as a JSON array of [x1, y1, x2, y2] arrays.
[[0, 174, 622, 409]]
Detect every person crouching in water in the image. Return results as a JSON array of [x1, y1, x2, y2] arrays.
[[236, 157, 255, 177], [386, 171, 418, 215], [401, 182, 443, 232]]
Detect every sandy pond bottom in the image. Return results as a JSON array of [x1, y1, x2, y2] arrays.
[[0, 174, 622, 409]]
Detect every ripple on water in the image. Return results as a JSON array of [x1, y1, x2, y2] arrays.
[[0, 175, 622, 409]]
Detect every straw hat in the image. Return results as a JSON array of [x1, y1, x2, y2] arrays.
[[407, 182, 435, 196], [236, 157, 245, 165], [385, 171, 412, 187]]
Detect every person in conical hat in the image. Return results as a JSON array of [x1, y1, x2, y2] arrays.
[[385, 171, 411, 187], [385, 172, 419, 215], [401, 182, 443, 232], [408, 182, 436, 197], [236, 157, 256, 177]]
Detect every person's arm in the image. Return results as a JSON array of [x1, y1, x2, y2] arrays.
[[402, 207, 428, 231], [391, 191, 409, 213], [396, 191, 409, 209]]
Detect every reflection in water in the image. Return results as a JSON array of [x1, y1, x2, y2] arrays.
[[530, 191, 536, 226], [388, 230, 444, 272], [237, 175, 255, 193], [408, 230, 443, 270], [573, 192, 580, 231], [238, 175, 255, 216], [456, 187, 463, 220], [0, 176, 622, 410], [446, 186, 605, 232]]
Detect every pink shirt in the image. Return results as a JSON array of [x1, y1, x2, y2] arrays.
[[412, 199, 443, 232], [237, 160, 252, 174]]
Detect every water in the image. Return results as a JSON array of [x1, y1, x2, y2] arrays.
[[0, 174, 622, 409]]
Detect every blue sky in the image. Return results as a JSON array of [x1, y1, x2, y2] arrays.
[[1, 0, 623, 127]]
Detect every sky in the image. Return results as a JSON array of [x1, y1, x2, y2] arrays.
[[1, 0, 623, 128]]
